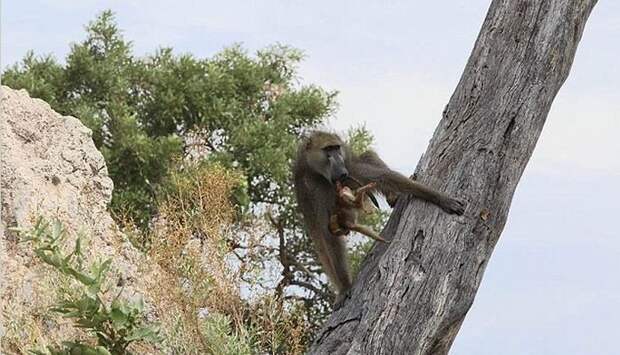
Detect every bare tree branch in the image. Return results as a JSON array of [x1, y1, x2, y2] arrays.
[[289, 280, 331, 301]]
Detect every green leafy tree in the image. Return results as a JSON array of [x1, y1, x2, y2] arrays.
[[3, 10, 386, 341]]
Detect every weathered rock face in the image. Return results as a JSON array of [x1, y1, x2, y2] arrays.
[[0, 86, 152, 353]]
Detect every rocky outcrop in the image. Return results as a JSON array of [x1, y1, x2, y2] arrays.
[[0, 86, 156, 353]]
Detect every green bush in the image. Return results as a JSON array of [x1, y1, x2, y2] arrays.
[[14, 218, 161, 355], [4, 11, 388, 349]]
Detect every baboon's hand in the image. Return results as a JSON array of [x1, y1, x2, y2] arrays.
[[442, 197, 466, 215]]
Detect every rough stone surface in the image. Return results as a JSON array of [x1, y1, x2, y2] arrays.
[[310, 1, 598, 354], [0, 86, 155, 352]]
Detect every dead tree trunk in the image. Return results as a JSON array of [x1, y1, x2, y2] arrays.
[[309, 1, 597, 354]]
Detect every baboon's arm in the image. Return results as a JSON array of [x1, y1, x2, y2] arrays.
[[350, 154, 465, 215]]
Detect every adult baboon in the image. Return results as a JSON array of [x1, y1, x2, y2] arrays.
[[293, 131, 465, 303]]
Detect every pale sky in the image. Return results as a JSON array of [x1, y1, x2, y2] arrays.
[[3, 1, 620, 354]]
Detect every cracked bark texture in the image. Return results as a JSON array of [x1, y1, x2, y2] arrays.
[[309, 1, 597, 354]]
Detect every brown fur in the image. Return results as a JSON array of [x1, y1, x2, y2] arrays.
[[329, 181, 387, 243], [293, 131, 465, 303]]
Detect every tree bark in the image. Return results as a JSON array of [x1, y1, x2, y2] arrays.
[[309, 1, 597, 354]]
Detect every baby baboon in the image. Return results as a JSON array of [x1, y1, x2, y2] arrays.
[[293, 131, 465, 303], [329, 181, 387, 243]]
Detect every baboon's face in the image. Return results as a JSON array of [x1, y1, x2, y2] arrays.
[[307, 142, 349, 184]]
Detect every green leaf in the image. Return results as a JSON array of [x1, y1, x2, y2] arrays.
[[110, 307, 129, 330], [125, 325, 161, 342]]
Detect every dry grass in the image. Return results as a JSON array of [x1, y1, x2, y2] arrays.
[[0, 266, 83, 354], [248, 296, 310, 355], [3, 162, 313, 354], [144, 162, 312, 354], [146, 162, 246, 353]]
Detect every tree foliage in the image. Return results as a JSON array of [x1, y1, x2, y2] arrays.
[[4, 10, 335, 230], [3, 10, 385, 349]]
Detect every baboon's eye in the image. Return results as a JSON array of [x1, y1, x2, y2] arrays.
[[323, 145, 341, 152]]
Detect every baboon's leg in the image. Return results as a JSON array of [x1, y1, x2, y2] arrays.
[[323, 234, 352, 292], [346, 222, 387, 243], [313, 233, 349, 293]]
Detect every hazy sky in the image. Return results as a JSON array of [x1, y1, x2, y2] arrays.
[[3, 1, 619, 354]]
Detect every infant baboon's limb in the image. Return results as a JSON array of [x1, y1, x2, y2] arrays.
[[331, 181, 386, 243], [352, 182, 377, 213], [345, 222, 387, 243]]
